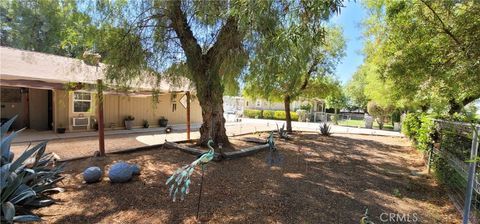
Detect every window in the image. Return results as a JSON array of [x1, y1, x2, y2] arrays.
[[256, 100, 261, 108], [73, 92, 92, 112]]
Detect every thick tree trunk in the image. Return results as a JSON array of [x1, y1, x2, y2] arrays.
[[167, 0, 243, 147], [196, 75, 229, 146], [284, 95, 293, 133]]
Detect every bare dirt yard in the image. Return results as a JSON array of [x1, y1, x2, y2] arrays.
[[35, 133, 460, 223]]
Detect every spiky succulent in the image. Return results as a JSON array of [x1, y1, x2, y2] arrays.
[[1, 116, 64, 223], [276, 123, 289, 139], [319, 123, 332, 136]]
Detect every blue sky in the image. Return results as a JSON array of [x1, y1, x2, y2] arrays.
[[330, 1, 368, 84]]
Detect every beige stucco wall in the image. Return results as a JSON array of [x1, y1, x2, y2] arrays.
[[54, 91, 202, 131], [105, 93, 202, 128], [54, 90, 70, 129]]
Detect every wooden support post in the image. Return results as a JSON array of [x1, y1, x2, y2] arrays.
[[186, 91, 191, 141], [97, 79, 105, 156]]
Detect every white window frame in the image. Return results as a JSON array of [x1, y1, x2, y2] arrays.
[[255, 99, 262, 108], [72, 92, 92, 113]]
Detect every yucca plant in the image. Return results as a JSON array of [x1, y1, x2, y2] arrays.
[[1, 116, 64, 223], [319, 123, 332, 136]]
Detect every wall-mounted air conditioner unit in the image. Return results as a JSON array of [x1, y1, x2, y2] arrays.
[[72, 117, 89, 127]]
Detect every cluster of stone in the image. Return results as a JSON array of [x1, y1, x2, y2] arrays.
[[83, 162, 141, 184]]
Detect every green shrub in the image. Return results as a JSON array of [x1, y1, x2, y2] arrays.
[[273, 111, 298, 121], [273, 111, 286, 120], [416, 114, 435, 151], [402, 112, 422, 139], [243, 109, 262, 118], [291, 112, 299, 121], [262, 110, 275, 119], [244, 109, 298, 121]]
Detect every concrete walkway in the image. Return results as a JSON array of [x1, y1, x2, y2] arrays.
[[10, 118, 403, 161]]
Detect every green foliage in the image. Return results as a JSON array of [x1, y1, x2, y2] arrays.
[[362, 0, 480, 114], [391, 110, 401, 123], [1, 116, 64, 223], [325, 81, 347, 113], [274, 111, 299, 121], [299, 104, 312, 111], [0, 0, 97, 58], [432, 155, 466, 192], [262, 110, 275, 119], [401, 112, 435, 151], [345, 68, 369, 110], [243, 109, 263, 119], [402, 113, 422, 139], [243, 109, 299, 121], [416, 115, 435, 151], [367, 101, 393, 130], [243, 6, 345, 131]]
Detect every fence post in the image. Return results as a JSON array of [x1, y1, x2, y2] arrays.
[[463, 127, 480, 224], [427, 147, 432, 174]]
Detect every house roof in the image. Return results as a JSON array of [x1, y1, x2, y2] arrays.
[[0, 46, 192, 93]]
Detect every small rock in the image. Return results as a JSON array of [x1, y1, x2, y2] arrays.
[[83, 166, 102, 183]]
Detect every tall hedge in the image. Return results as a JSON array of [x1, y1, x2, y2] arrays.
[[243, 109, 298, 121], [243, 109, 263, 118], [263, 110, 275, 119]]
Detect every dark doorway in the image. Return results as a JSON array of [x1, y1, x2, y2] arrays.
[[28, 89, 49, 131]]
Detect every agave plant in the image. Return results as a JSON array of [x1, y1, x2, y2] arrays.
[[319, 123, 332, 136], [1, 116, 64, 223], [276, 123, 289, 140]]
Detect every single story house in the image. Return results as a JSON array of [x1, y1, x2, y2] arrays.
[[0, 46, 202, 132], [223, 96, 326, 122]]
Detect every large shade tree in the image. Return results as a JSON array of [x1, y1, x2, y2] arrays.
[[345, 66, 368, 111], [244, 24, 345, 132], [0, 0, 97, 57], [88, 0, 345, 144], [362, 0, 480, 114]]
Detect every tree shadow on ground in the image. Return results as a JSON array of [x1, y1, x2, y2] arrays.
[[40, 133, 459, 223]]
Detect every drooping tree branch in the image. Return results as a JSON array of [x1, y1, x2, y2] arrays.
[[299, 58, 320, 91], [206, 17, 243, 72], [419, 0, 463, 47], [167, 0, 203, 70]]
